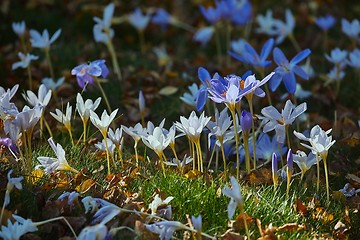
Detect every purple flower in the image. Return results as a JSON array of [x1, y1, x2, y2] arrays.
[[270, 47, 311, 94], [199, 4, 221, 25], [196, 67, 213, 111], [240, 110, 252, 132], [229, 38, 274, 67], [287, 149, 293, 171], [315, 15, 335, 31], [71, 60, 109, 90]]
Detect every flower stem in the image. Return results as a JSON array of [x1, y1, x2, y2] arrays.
[[230, 109, 240, 180], [286, 125, 291, 150], [105, 40, 122, 82], [316, 153, 320, 193], [288, 33, 301, 52], [26, 64, 33, 91], [44, 48, 55, 81], [134, 140, 139, 167], [323, 157, 330, 204], [95, 77, 112, 114], [219, 138, 227, 178], [239, 205, 251, 240], [35, 216, 77, 238], [248, 98, 257, 170], [82, 120, 88, 144], [139, 30, 146, 54], [104, 132, 111, 175]]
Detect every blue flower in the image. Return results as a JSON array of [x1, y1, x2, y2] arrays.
[[199, 4, 221, 25], [29, 28, 61, 49], [325, 48, 347, 65], [128, 8, 151, 31], [347, 48, 360, 69], [193, 26, 215, 46], [230, 38, 247, 54], [42, 77, 65, 90], [315, 15, 335, 31], [270, 47, 311, 93], [180, 83, 200, 108], [196, 67, 213, 111], [256, 10, 278, 35], [71, 60, 109, 90], [12, 21, 26, 37], [255, 133, 287, 161], [341, 18, 360, 40], [273, 9, 295, 44], [12, 52, 38, 70], [218, 0, 252, 26], [93, 3, 115, 43], [229, 38, 274, 67], [152, 8, 172, 28]]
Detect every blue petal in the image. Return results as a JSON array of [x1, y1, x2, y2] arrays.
[[273, 47, 289, 66], [196, 88, 208, 111], [260, 38, 274, 61], [290, 49, 311, 65], [242, 70, 252, 79], [283, 72, 296, 94], [244, 43, 258, 58], [228, 51, 248, 63], [269, 73, 282, 91], [292, 65, 309, 80], [198, 67, 211, 85]]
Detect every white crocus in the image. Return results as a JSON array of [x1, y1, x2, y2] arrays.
[[222, 176, 243, 219], [175, 111, 211, 143], [50, 103, 72, 131], [12, 52, 38, 70], [36, 138, 78, 174], [90, 109, 118, 175], [78, 223, 107, 240], [293, 150, 317, 177], [23, 84, 52, 107], [149, 194, 174, 215], [0, 217, 38, 240], [259, 100, 307, 144], [95, 138, 115, 158], [76, 93, 101, 142]]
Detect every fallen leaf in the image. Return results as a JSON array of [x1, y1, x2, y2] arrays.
[[277, 223, 306, 231], [334, 221, 350, 240], [75, 179, 96, 194], [158, 86, 178, 96], [231, 212, 254, 231], [221, 229, 245, 240], [294, 198, 307, 216], [184, 169, 202, 179]]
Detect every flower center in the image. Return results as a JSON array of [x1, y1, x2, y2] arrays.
[[276, 117, 285, 125], [240, 80, 245, 89]]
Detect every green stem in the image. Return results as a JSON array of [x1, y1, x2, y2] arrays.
[[316, 153, 320, 193], [323, 157, 330, 204], [230, 108, 240, 180], [134, 141, 139, 167], [242, 132, 250, 174], [26, 64, 33, 91], [94, 77, 113, 127], [286, 125, 291, 150], [45, 48, 55, 81], [248, 98, 257, 169], [240, 205, 251, 240], [105, 40, 122, 82], [35, 216, 77, 238], [219, 138, 227, 177], [82, 120, 88, 144], [104, 132, 111, 175]]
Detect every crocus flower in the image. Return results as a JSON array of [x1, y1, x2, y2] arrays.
[[41, 77, 65, 90], [0, 216, 38, 240], [272, 153, 278, 186], [0, 84, 19, 100], [29, 28, 61, 49], [12, 21, 26, 36], [78, 223, 107, 240], [280, 83, 312, 101], [255, 133, 287, 161], [145, 221, 185, 240], [230, 38, 247, 55], [9, 105, 42, 134], [270, 47, 311, 93], [199, 4, 221, 24], [71, 60, 109, 90], [174, 111, 211, 143], [36, 138, 78, 174], [293, 125, 335, 161], [12, 52, 38, 70], [152, 8, 172, 28], [76, 93, 101, 126], [4, 170, 23, 207], [341, 18, 360, 40], [222, 176, 243, 219], [50, 102, 72, 131], [22, 84, 51, 108], [339, 183, 360, 198], [207, 108, 233, 144], [259, 100, 307, 144], [0, 138, 18, 154], [196, 67, 213, 111], [347, 48, 360, 69], [141, 126, 172, 156], [228, 38, 274, 67], [58, 191, 80, 205], [180, 83, 200, 108], [92, 199, 121, 224], [315, 15, 336, 31], [273, 9, 295, 44], [325, 48, 348, 65], [240, 110, 252, 132], [193, 26, 215, 46], [256, 9, 278, 35], [90, 109, 118, 137], [139, 90, 145, 116], [128, 8, 151, 31], [149, 194, 174, 215], [108, 127, 123, 147], [191, 215, 202, 233], [325, 66, 346, 86], [82, 196, 100, 214], [293, 150, 316, 175], [95, 138, 115, 158]]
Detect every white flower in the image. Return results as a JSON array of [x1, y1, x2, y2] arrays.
[[259, 100, 307, 144], [22, 84, 51, 108], [174, 111, 211, 142], [90, 109, 118, 137], [207, 108, 232, 147], [0, 215, 38, 240], [222, 176, 243, 220], [0, 84, 19, 100], [141, 127, 171, 156], [149, 194, 174, 215], [12, 52, 38, 70], [191, 215, 202, 232], [4, 170, 23, 206], [78, 223, 107, 240], [255, 9, 278, 35], [12, 21, 26, 36], [164, 155, 192, 169], [95, 138, 115, 156], [9, 105, 42, 133], [231, 38, 247, 54], [325, 48, 348, 65], [36, 138, 77, 174], [293, 125, 335, 160], [29, 28, 61, 49], [128, 8, 151, 31], [41, 77, 65, 90], [92, 199, 121, 224], [82, 196, 100, 214], [145, 221, 185, 240], [50, 103, 72, 130], [180, 83, 199, 108], [76, 93, 101, 124], [122, 123, 145, 143], [293, 150, 317, 174], [108, 127, 123, 147]]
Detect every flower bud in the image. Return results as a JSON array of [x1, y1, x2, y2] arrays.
[[240, 110, 252, 132]]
